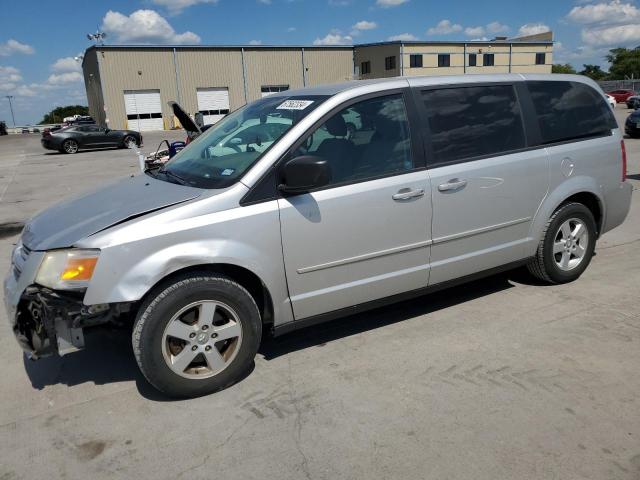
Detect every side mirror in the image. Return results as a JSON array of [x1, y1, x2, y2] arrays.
[[278, 155, 331, 194], [104, 128, 110, 134]]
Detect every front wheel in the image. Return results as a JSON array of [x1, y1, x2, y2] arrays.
[[123, 135, 137, 149], [527, 202, 597, 284], [133, 273, 262, 398]]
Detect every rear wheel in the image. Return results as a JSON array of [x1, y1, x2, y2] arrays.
[[527, 202, 597, 284], [61, 139, 78, 154], [132, 273, 261, 398]]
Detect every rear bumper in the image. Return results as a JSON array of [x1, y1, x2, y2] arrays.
[[602, 181, 633, 235], [40, 138, 60, 150], [625, 123, 640, 136]]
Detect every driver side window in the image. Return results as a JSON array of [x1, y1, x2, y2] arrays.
[[293, 94, 413, 186]]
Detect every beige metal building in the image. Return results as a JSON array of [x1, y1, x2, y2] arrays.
[[82, 32, 552, 131], [354, 32, 553, 79]]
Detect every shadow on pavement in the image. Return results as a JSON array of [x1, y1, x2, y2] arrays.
[[23, 271, 522, 399]]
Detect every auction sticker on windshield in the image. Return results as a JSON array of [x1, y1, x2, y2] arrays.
[[277, 100, 314, 110]]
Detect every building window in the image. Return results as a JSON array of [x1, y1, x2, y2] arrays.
[[409, 54, 423, 68], [437, 54, 451, 68], [385, 56, 396, 70], [261, 85, 289, 97], [483, 53, 495, 66], [468, 53, 477, 67], [535, 53, 546, 65], [361, 61, 371, 75]]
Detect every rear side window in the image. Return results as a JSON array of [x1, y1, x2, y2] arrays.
[[527, 81, 617, 145], [421, 85, 526, 164]]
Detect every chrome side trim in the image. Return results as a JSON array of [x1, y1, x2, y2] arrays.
[[432, 216, 531, 245], [297, 240, 432, 274]]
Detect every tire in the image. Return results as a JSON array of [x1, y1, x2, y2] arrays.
[[132, 273, 262, 398], [527, 202, 597, 284], [61, 139, 78, 154], [122, 135, 137, 149]]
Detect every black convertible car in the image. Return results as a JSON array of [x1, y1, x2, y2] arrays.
[[41, 125, 142, 154]]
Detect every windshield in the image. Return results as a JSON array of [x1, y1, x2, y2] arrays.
[[157, 95, 328, 189]]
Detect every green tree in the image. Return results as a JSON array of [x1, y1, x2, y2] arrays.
[[606, 47, 640, 79], [39, 105, 89, 124], [552, 63, 577, 74], [579, 64, 608, 81]]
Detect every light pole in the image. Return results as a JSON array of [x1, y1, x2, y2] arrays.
[[5, 96, 15, 127]]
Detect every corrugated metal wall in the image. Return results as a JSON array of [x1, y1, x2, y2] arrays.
[[354, 44, 401, 79], [89, 46, 354, 130], [304, 48, 355, 85], [176, 48, 245, 116], [82, 49, 106, 126], [243, 49, 305, 102], [97, 48, 178, 130]]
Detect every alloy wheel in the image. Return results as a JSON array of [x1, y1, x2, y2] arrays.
[[161, 300, 243, 379], [553, 217, 589, 271]]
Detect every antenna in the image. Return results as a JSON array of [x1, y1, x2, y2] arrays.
[[87, 29, 107, 45]]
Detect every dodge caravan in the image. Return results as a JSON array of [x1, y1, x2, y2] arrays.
[[5, 74, 632, 397]]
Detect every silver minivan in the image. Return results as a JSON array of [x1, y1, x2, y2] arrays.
[[5, 74, 632, 397]]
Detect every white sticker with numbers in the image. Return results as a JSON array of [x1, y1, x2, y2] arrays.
[[276, 100, 314, 110]]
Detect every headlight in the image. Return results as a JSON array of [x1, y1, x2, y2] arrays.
[[35, 249, 100, 290]]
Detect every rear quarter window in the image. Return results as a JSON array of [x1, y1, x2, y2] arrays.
[[526, 81, 617, 145]]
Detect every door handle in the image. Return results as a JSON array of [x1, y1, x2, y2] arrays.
[[438, 178, 467, 192], [392, 188, 425, 201]]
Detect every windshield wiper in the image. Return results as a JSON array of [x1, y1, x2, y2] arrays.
[[157, 167, 189, 186]]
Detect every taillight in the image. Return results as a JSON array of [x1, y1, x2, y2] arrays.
[[621, 139, 627, 182], [185, 136, 191, 145]]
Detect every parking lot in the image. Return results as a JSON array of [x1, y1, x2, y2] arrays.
[[0, 107, 639, 479]]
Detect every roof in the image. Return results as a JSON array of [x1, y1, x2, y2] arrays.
[[265, 73, 595, 98], [83, 36, 553, 55]]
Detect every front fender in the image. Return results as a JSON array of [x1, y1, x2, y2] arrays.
[[527, 175, 604, 257], [81, 200, 294, 326]]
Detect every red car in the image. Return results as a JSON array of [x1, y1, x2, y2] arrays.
[[606, 89, 638, 103]]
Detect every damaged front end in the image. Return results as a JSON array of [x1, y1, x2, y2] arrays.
[[15, 286, 128, 359]]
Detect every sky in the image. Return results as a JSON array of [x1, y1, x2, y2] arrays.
[[1, 0, 639, 125]]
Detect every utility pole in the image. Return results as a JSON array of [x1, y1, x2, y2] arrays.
[[5, 96, 15, 127]]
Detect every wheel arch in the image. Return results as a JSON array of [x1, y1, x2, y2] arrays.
[[136, 263, 275, 328], [529, 179, 605, 255]]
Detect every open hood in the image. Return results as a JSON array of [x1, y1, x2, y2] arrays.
[[169, 101, 201, 139], [21, 174, 203, 251]]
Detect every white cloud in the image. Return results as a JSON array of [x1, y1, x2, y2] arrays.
[[464, 26, 485, 37], [287, 27, 297, 32], [248, 40, 262, 45], [0, 39, 35, 57], [47, 72, 84, 85], [376, 0, 408, 7], [486, 21, 509, 34], [257, 0, 271, 3], [329, 0, 352, 5], [0, 66, 22, 85], [581, 23, 640, 45], [352, 21, 378, 31], [567, 1, 640, 24], [51, 56, 82, 73], [387, 33, 419, 41], [151, 0, 218, 14], [517, 23, 550, 36], [313, 31, 353, 45], [101, 10, 201, 44], [427, 19, 463, 35]]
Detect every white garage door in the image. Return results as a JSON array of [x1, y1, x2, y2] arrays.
[[124, 90, 163, 131], [197, 88, 230, 126]]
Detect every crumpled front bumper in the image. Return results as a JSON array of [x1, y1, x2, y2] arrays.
[[4, 245, 92, 359]]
